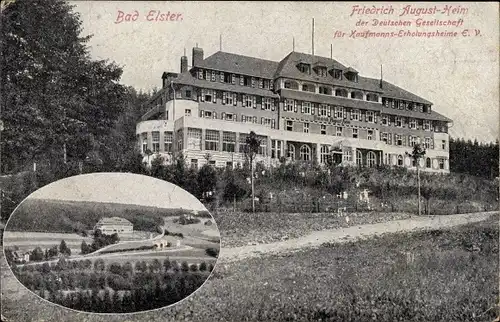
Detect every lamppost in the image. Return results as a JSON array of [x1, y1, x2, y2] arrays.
[[406, 138, 426, 216]]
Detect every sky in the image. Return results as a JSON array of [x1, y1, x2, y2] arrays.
[[28, 173, 207, 211], [71, 1, 499, 143]]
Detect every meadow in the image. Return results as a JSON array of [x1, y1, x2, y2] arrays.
[[2, 214, 497, 321]]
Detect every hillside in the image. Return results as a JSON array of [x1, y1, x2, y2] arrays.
[[5, 198, 211, 233]]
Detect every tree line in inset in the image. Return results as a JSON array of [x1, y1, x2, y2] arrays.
[[11, 257, 214, 312]]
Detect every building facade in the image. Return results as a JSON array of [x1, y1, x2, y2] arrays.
[[94, 217, 133, 235], [137, 47, 452, 172]]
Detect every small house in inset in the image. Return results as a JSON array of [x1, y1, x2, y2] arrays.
[[94, 217, 133, 235]]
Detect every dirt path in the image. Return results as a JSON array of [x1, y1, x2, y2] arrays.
[[218, 211, 497, 263]]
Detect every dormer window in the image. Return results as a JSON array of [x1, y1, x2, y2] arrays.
[[297, 63, 311, 74], [344, 67, 359, 82], [332, 69, 343, 80]]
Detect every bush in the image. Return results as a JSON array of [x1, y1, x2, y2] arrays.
[[205, 248, 219, 258]]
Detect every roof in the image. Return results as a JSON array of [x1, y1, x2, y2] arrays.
[[96, 217, 133, 226], [194, 51, 279, 79], [173, 72, 279, 98], [379, 80, 432, 105], [280, 89, 451, 122]]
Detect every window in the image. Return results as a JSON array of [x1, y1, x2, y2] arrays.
[[205, 130, 219, 151], [299, 145, 311, 161], [185, 90, 192, 98], [263, 98, 273, 110], [222, 132, 236, 152], [439, 159, 445, 169], [262, 118, 272, 127], [201, 89, 216, 103], [187, 128, 202, 150], [426, 157, 431, 168], [190, 159, 198, 169], [396, 155, 403, 166], [286, 120, 293, 131], [258, 79, 263, 89], [238, 134, 247, 153], [202, 110, 213, 118], [334, 106, 343, 119], [211, 71, 216, 82], [177, 129, 183, 150], [335, 89, 348, 97], [333, 69, 342, 79], [367, 151, 376, 167], [251, 78, 256, 88], [197, 69, 203, 79], [287, 144, 295, 160], [381, 132, 388, 144], [285, 99, 294, 112], [320, 145, 330, 164], [263, 79, 270, 89], [381, 115, 388, 126], [185, 109, 192, 117], [241, 115, 254, 124], [271, 140, 283, 159], [395, 134, 403, 146], [409, 136, 416, 147], [152, 131, 160, 152], [319, 104, 328, 116], [336, 126, 343, 137], [395, 117, 403, 127], [243, 95, 255, 108], [164, 131, 173, 152], [366, 111, 374, 123], [424, 137, 431, 149], [423, 120, 431, 131], [409, 118, 417, 129], [351, 109, 361, 121], [367, 130, 373, 140], [366, 93, 379, 102], [223, 92, 236, 105], [303, 122, 309, 133], [224, 113, 235, 121], [351, 91, 363, 100], [141, 133, 148, 153], [321, 124, 327, 135], [343, 150, 352, 162], [441, 140, 446, 150], [356, 150, 363, 166], [257, 136, 267, 156], [317, 67, 327, 77], [319, 86, 331, 95], [209, 160, 216, 166], [303, 102, 311, 114], [352, 128, 358, 139], [298, 63, 311, 74], [243, 76, 251, 87]]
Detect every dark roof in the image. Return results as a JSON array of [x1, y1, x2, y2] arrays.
[[274, 52, 384, 93], [382, 106, 452, 122], [379, 80, 432, 105], [194, 51, 279, 79], [280, 89, 450, 122], [345, 67, 358, 74], [173, 72, 279, 98]]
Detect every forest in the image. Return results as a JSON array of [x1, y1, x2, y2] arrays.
[[10, 257, 214, 313]]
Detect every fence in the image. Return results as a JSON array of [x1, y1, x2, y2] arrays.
[[209, 198, 499, 216]]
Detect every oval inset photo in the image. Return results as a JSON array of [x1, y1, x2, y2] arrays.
[[2, 173, 220, 314]]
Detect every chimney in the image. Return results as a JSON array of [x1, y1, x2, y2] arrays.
[[379, 64, 383, 89], [180, 55, 188, 73], [192, 46, 204, 67]]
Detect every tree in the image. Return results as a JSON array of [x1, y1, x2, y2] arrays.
[[198, 164, 217, 201], [244, 131, 261, 213], [81, 240, 91, 254], [1, 0, 127, 174], [406, 142, 426, 216], [30, 247, 44, 261], [59, 240, 71, 256]]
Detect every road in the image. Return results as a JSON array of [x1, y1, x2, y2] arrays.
[[218, 211, 497, 263]]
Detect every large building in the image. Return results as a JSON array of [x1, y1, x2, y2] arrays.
[[136, 47, 452, 172], [94, 217, 133, 235]]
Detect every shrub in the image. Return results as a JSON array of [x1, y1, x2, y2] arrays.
[[205, 247, 219, 258]]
